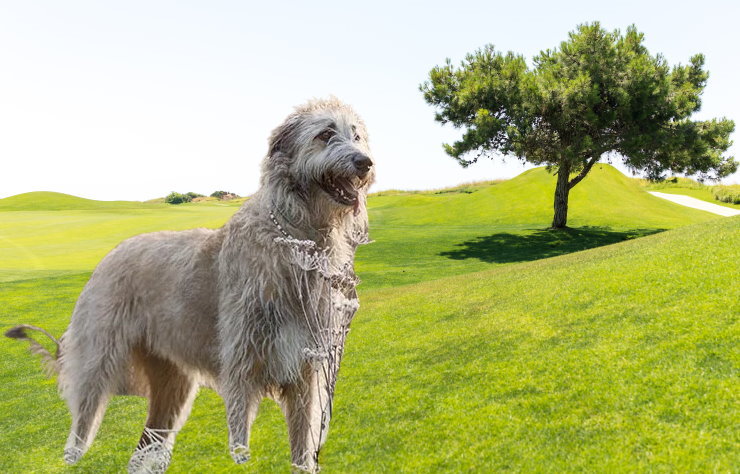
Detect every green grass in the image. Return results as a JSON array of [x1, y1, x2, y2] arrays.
[[358, 164, 713, 288], [328, 217, 739, 472], [1, 165, 737, 472], [0, 191, 166, 211], [0, 191, 245, 282], [711, 184, 740, 205], [1, 166, 712, 286]]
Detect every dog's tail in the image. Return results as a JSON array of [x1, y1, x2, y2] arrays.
[[5, 324, 61, 376]]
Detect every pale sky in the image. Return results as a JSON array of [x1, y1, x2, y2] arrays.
[[1, 0, 738, 201]]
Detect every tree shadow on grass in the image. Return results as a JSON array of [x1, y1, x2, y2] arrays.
[[439, 226, 664, 264]]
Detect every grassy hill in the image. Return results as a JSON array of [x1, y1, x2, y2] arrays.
[[1, 165, 736, 472], [358, 164, 715, 288], [0, 165, 714, 285], [0, 191, 163, 211]]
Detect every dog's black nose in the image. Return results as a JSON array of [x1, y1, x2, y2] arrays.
[[352, 153, 373, 174]]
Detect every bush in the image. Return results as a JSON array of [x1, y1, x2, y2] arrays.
[[712, 185, 740, 204], [164, 192, 203, 204], [210, 191, 240, 200]]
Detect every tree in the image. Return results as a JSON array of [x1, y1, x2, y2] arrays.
[[420, 22, 736, 228]]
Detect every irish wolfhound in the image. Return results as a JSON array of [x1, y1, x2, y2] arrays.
[[6, 97, 375, 473]]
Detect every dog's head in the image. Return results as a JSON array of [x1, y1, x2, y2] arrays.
[[264, 97, 375, 215]]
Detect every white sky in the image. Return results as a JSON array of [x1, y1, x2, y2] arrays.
[[1, 0, 738, 201]]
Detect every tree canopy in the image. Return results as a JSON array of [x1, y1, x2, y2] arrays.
[[421, 22, 736, 228]]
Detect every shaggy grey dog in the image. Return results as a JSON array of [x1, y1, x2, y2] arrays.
[[6, 97, 375, 473]]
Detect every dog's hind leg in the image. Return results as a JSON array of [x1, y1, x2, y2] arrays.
[[127, 351, 198, 474], [62, 369, 113, 464]]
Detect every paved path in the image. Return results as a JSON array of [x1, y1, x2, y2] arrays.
[[649, 192, 740, 217]]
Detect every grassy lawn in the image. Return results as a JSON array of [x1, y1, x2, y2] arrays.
[[358, 164, 713, 288], [328, 216, 740, 472], [1, 165, 736, 472], [0, 202, 237, 283]]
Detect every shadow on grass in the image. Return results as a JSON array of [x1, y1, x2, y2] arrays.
[[440, 226, 664, 263]]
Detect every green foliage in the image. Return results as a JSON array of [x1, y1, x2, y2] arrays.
[[210, 190, 239, 199], [421, 22, 737, 227], [712, 184, 740, 204], [165, 192, 189, 204], [165, 192, 204, 204]]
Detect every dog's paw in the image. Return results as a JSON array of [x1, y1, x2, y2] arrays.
[[291, 462, 320, 473], [63, 447, 83, 465], [128, 443, 172, 474], [230, 443, 250, 464]]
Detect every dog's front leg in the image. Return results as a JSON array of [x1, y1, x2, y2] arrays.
[[221, 371, 261, 464], [280, 363, 331, 473]]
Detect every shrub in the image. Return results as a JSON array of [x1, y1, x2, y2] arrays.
[[712, 185, 740, 204], [165, 192, 192, 204], [210, 191, 240, 200]]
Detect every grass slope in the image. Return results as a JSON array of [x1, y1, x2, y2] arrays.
[[329, 216, 739, 472], [358, 164, 714, 288], [2, 165, 713, 286], [0, 192, 162, 211], [1, 217, 736, 472]]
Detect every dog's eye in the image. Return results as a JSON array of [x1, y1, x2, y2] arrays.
[[353, 134, 361, 142], [317, 130, 335, 142]]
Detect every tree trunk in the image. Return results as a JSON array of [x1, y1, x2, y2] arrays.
[[552, 163, 570, 229]]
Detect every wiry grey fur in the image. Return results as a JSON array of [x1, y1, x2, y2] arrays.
[[6, 97, 375, 473]]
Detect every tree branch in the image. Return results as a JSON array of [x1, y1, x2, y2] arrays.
[[568, 155, 600, 189]]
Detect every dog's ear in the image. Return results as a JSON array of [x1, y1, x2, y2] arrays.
[[268, 114, 301, 158]]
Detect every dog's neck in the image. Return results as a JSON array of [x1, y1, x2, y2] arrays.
[[266, 185, 358, 241], [268, 199, 337, 247]]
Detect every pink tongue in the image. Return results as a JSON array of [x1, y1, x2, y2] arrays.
[[353, 199, 361, 216]]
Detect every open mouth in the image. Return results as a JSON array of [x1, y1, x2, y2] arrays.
[[321, 176, 360, 207]]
